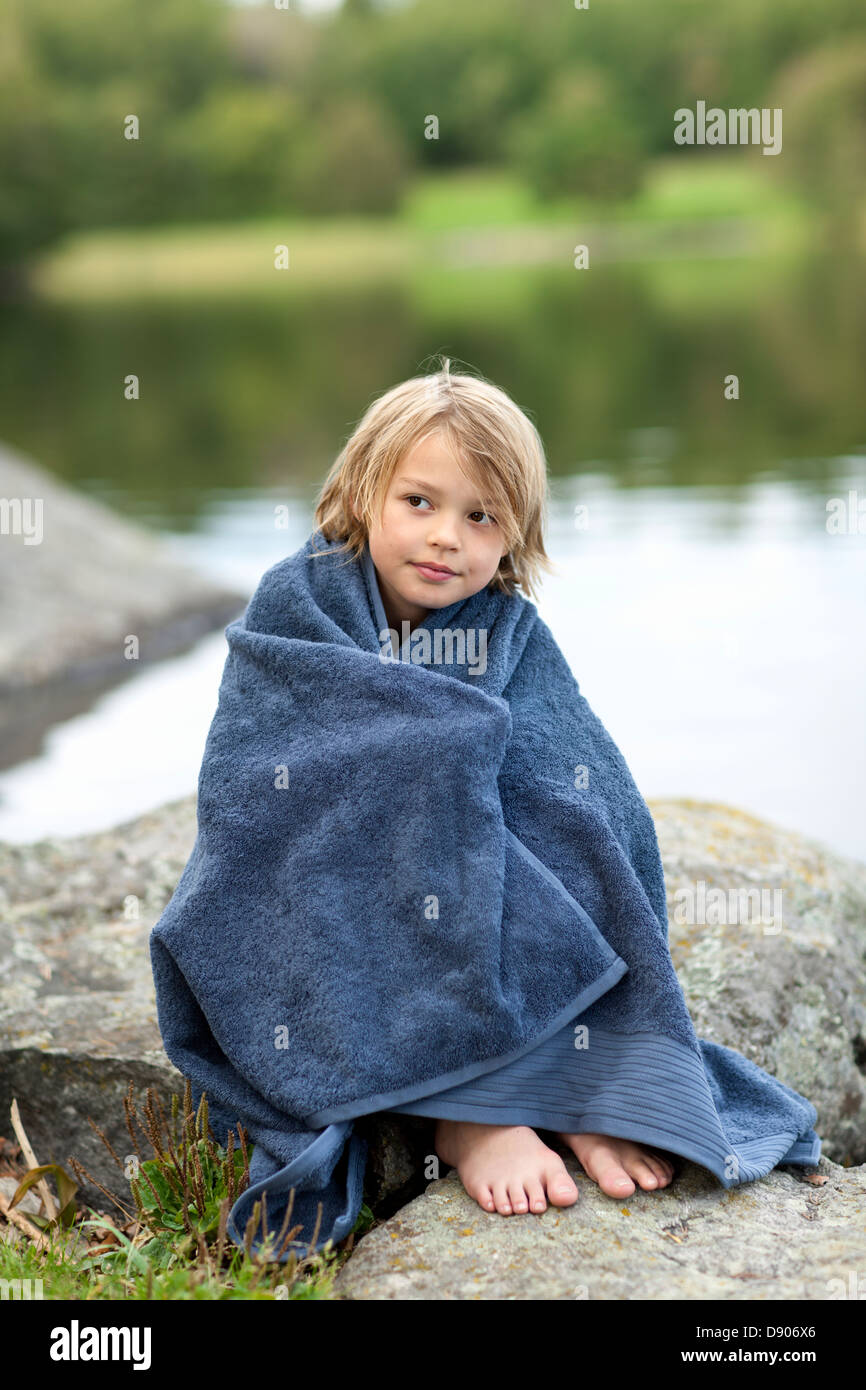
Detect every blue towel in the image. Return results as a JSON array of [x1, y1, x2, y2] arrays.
[[149, 529, 820, 1258]]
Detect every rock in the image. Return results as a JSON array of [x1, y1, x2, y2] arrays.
[[0, 444, 246, 764], [656, 799, 866, 1166], [0, 797, 197, 1211], [353, 1113, 435, 1210], [333, 1154, 866, 1300], [0, 1175, 42, 1218], [0, 795, 864, 1215], [0, 1174, 45, 1251]]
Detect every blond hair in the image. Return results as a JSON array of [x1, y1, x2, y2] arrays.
[[311, 356, 556, 601]]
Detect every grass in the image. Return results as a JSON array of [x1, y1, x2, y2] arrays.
[[0, 1230, 340, 1300], [402, 156, 813, 229], [29, 158, 825, 303], [0, 1081, 376, 1301]]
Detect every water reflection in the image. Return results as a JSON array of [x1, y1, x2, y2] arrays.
[[1, 251, 863, 516], [0, 250, 863, 855], [0, 476, 863, 861]]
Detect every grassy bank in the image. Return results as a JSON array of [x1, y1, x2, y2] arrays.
[[0, 1084, 374, 1301], [30, 158, 820, 304]]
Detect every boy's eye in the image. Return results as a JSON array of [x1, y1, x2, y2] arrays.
[[406, 495, 496, 525]]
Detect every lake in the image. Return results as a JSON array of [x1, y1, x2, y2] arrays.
[[1, 247, 863, 860]]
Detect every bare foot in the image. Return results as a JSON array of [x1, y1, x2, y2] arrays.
[[434, 1119, 579, 1215], [557, 1132, 676, 1197]]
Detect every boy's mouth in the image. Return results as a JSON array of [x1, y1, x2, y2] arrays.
[[410, 560, 458, 580]]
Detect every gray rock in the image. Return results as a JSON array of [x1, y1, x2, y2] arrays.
[[333, 1155, 866, 1301], [0, 795, 864, 1218], [0, 444, 245, 764], [0, 797, 196, 1211], [0, 1175, 42, 1218], [656, 798, 866, 1166], [353, 1113, 435, 1210]]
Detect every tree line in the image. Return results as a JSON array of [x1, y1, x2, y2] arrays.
[[1, 0, 864, 281]]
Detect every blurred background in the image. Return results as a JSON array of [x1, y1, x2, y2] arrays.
[[0, 0, 864, 858]]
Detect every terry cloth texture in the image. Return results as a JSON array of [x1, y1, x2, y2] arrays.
[[149, 530, 820, 1258]]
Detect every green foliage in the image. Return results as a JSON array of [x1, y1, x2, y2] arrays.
[[290, 94, 410, 215], [63, 1078, 343, 1298], [505, 67, 646, 204], [117, 1084, 249, 1249], [0, 0, 235, 266], [131, 1138, 245, 1242], [0, 1074, 346, 1298], [768, 39, 866, 233], [0, 1215, 341, 1300], [9, 1163, 79, 1230], [352, 1201, 376, 1237], [2, 0, 864, 275]]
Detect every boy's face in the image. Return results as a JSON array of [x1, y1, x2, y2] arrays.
[[355, 431, 509, 633]]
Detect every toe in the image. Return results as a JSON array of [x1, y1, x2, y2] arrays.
[[524, 1178, 547, 1213], [491, 1179, 513, 1215], [474, 1183, 496, 1212], [646, 1155, 673, 1186], [636, 1165, 658, 1189], [508, 1182, 529, 1214], [590, 1151, 637, 1197], [544, 1164, 579, 1207], [624, 1155, 664, 1190]]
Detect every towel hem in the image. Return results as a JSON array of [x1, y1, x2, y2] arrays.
[[304, 954, 629, 1126]]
